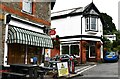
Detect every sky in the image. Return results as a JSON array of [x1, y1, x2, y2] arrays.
[[52, 0, 120, 30]]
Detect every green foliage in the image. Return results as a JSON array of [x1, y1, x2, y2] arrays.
[[103, 36, 112, 51], [112, 41, 118, 48], [101, 13, 120, 52], [100, 13, 117, 35], [117, 45, 120, 50]]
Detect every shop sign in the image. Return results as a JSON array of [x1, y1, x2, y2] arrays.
[[57, 62, 69, 77], [49, 29, 56, 35]]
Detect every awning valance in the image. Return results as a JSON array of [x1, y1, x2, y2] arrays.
[[7, 26, 53, 48]]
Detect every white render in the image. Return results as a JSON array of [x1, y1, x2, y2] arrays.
[[52, 12, 103, 42], [51, 2, 104, 60]]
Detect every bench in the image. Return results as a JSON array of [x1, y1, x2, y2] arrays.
[[2, 72, 26, 79]]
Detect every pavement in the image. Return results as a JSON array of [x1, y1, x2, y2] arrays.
[[0, 62, 97, 79]]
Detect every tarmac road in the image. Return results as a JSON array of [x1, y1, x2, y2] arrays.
[[72, 60, 119, 79]]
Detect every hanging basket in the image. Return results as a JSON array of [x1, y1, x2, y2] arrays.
[[53, 40, 60, 49]]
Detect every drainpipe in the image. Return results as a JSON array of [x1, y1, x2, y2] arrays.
[[81, 17, 83, 64]]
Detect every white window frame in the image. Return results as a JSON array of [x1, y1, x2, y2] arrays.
[[61, 44, 80, 57], [61, 44, 70, 55], [90, 17, 98, 31], [22, 0, 32, 14], [89, 45, 96, 58], [70, 44, 80, 56], [85, 17, 89, 30], [85, 16, 98, 31]]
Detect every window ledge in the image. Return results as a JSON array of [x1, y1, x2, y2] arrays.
[[85, 30, 98, 34], [89, 56, 96, 58], [21, 10, 34, 16]]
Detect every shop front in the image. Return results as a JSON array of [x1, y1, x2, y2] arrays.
[[4, 15, 53, 66], [60, 40, 102, 64]]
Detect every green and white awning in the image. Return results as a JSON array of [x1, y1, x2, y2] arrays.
[[7, 26, 53, 48]]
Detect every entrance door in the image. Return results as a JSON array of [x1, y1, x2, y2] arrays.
[[90, 45, 96, 58], [86, 42, 96, 61]]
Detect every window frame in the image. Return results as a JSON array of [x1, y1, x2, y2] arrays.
[[85, 16, 98, 32], [61, 44, 80, 57], [22, 0, 33, 14], [70, 44, 80, 56], [88, 42, 96, 58], [61, 45, 69, 55], [90, 17, 96, 30]]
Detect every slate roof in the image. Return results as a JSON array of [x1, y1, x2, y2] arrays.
[[51, 2, 100, 18]]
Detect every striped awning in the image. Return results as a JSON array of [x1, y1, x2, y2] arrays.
[[7, 26, 53, 48]]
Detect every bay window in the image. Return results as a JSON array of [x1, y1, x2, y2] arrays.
[[85, 16, 98, 31]]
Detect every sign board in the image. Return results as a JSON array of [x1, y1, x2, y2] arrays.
[[49, 29, 56, 35], [57, 62, 69, 77]]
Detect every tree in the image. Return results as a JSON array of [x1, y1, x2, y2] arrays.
[[103, 36, 112, 51], [100, 13, 117, 35]]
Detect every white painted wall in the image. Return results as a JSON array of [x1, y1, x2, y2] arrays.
[[9, 19, 44, 33], [52, 15, 103, 42], [52, 15, 82, 37]]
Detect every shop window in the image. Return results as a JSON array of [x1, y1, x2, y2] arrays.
[[22, 0, 32, 14], [27, 46, 42, 64], [62, 46, 69, 54], [8, 44, 26, 64], [70, 45, 79, 56], [8, 43, 42, 64]]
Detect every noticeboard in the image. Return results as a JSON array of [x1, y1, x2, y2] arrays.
[[57, 62, 69, 77]]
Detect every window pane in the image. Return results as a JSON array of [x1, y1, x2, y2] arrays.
[[85, 18, 89, 30], [22, 0, 32, 13], [91, 18, 96, 30], [70, 45, 79, 56], [62, 46, 69, 54]]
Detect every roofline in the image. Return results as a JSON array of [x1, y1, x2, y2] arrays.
[[51, 7, 83, 14], [51, 12, 83, 20], [51, 2, 101, 20]]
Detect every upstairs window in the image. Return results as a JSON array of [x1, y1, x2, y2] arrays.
[[22, 0, 32, 14], [91, 17, 96, 30], [85, 17, 89, 30], [85, 16, 98, 31]]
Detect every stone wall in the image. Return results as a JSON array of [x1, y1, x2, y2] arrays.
[[2, 2, 51, 26], [0, 1, 51, 65]]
